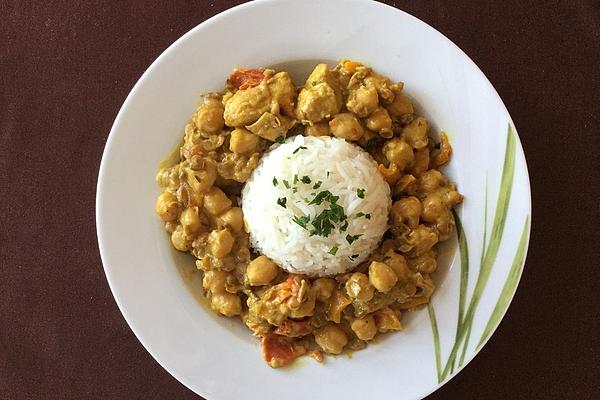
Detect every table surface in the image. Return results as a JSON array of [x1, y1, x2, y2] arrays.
[[2, 1, 599, 399]]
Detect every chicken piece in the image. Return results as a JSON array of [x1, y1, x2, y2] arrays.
[[296, 83, 340, 123], [267, 71, 296, 117], [296, 64, 343, 122], [223, 83, 272, 127], [245, 112, 294, 141]]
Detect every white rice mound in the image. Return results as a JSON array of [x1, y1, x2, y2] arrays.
[[242, 136, 391, 277]]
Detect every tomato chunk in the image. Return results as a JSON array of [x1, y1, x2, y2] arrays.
[[229, 68, 266, 90], [261, 334, 298, 368]]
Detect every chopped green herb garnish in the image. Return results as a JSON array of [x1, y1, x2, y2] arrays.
[[356, 188, 365, 198], [340, 220, 349, 232], [346, 234, 362, 244], [293, 146, 308, 154], [277, 197, 287, 208], [292, 215, 310, 229], [329, 246, 339, 255], [350, 254, 359, 259], [272, 177, 278, 186], [283, 180, 290, 189], [354, 212, 371, 220], [275, 136, 285, 144], [311, 81, 317, 87], [301, 176, 311, 184], [293, 174, 299, 184], [326, 171, 330, 177], [293, 187, 298, 193], [308, 190, 332, 205], [313, 181, 322, 189]]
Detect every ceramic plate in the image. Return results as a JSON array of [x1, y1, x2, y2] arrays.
[[96, 1, 531, 399]]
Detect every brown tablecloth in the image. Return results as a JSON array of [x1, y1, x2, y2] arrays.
[[1, 1, 599, 399]]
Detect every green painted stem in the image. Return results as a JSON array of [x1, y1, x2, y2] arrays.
[[477, 216, 530, 348], [428, 303, 442, 383], [439, 123, 517, 381]]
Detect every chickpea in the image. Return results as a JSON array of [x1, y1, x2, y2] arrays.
[[229, 128, 260, 154], [345, 272, 375, 302], [314, 323, 348, 354], [210, 293, 241, 317], [382, 138, 414, 171], [364, 107, 393, 137], [408, 225, 438, 257], [305, 122, 331, 137], [170, 225, 191, 252], [203, 187, 232, 216], [364, 74, 394, 102], [194, 97, 225, 134], [391, 196, 422, 229], [195, 257, 211, 272], [421, 195, 446, 223], [186, 159, 217, 194], [378, 162, 401, 185], [368, 261, 398, 293], [346, 84, 379, 117], [408, 251, 438, 273], [180, 206, 202, 235], [329, 113, 364, 141], [246, 255, 279, 286], [209, 228, 235, 258], [417, 170, 446, 194], [380, 251, 409, 279], [401, 116, 429, 149], [350, 315, 378, 341], [311, 278, 336, 301], [386, 90, 414, 120], [202, 270, 229, 294], [217, 207, 244, 232], [155, 191, 179, 221], [409, 149, 430, 178]]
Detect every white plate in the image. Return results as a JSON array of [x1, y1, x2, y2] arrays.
[[96, 1, 531, 399]]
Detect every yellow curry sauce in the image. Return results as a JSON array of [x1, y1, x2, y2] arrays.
[[155, 60, 462, 367]]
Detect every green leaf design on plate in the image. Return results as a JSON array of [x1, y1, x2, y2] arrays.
[[428, 303, 442, 383], [477, 215, 530, 348], [429, 123, 527, 383]]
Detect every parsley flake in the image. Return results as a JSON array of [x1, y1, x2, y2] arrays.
[[346, 234, 362, 244], [329, 246, 339, 255], [277, 197, 287, 208], [283, 180, 290, 189], [275, 136, 285, 144], [272, 177, 278, 186], [301, 176, 311, 184], [356, 188, 365, 198], [313, 181, 322, 189], [292, 215, 310, 229], [292, 146, 308, 154], [340, 220, 349, 232]]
